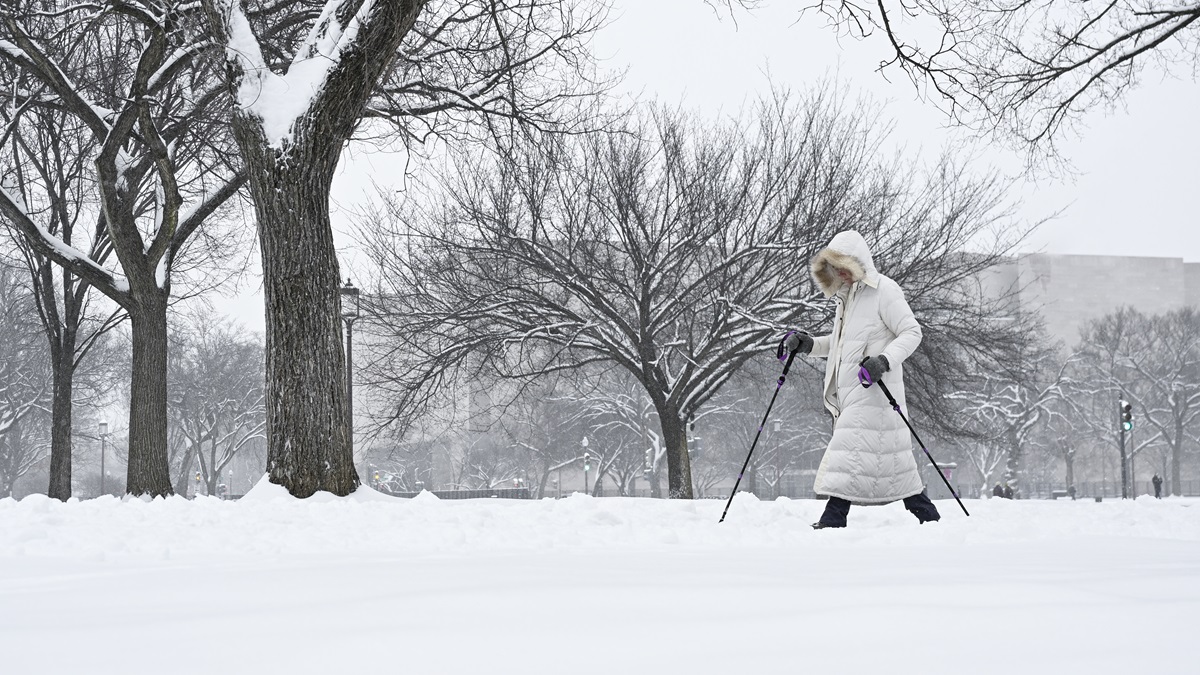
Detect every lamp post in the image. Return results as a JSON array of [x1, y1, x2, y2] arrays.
[[1118, 396, 1131, 499], [581, 436, 589, 495], [340, 278, 360, 453], [762, 418, 781, 498], [98, 421, 109, 497]]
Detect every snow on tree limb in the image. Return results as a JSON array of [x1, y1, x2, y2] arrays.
[[0, 183, 124, 294], [0, 34, 110, 136], [206, 0, 385, 149], [3, 0, 248, 497]]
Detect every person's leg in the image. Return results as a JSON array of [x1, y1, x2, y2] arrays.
[[903, 490, 941, 523], [814, 496, 851, 528]]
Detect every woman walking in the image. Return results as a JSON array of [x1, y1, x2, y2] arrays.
[[784, 230, 940, 528]]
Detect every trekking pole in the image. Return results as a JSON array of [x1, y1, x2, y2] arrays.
[[718, 332, 802, 523], [858, 363, 970, 517]]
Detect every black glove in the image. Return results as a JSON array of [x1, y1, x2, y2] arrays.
[[859, 355, 890, 386], [782, 331, 813, 356]]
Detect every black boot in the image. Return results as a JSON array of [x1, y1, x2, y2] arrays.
[[903, 490, 941, 524], [811, 521, 844, 530], [813, 496, 851, 529]]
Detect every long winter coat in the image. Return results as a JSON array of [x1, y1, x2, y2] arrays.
[[807, 231, 925, 504]]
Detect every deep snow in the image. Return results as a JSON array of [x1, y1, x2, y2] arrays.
[[2, 479, 1198, 674]]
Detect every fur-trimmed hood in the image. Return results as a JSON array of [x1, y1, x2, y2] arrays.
[[810, 230, 880, 297]]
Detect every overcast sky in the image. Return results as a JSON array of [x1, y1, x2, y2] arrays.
[[221, 0, 1200, 330], [585, 1, 1200, 260]]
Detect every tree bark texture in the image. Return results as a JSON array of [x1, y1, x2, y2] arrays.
[[126, 298, 173, 496], [1172, 420, 1183, 496], [1003, 430, 1021, 499], [236, 126, 356, 498], [43, 260, 84, 501], [46, 343, 75, 500], [173, 443, 197, 496], [659, 409, 694, 499]]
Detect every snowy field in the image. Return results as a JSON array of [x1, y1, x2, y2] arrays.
[[3, 481, 1198, 675]]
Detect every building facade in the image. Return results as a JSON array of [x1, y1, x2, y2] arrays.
[[988, 253, 1200, 348]]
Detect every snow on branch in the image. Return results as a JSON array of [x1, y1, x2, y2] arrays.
[[0, 183, 126, 293], [208, 0, 379, 149], [0, 35, 110, 136]]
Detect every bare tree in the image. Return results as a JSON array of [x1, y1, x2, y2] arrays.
[[1074, 308, 1200, 496], [494, 367, 676, 497], [358, 86, 1027, 498], [361, 433, 438, 492], [1050, 416, 1082, 494], [0, 265, 50, 496], [0, 416, 49, 498], [0, 2, 245, 496], [166, 311, 266, 497], [453, 433, 523, 489], [725, 0, 1200, 153], [196, 0, 609, 497], [491, 374, 589, 497], [0, 83, 136, 500], [945, 319, 1072, 498]]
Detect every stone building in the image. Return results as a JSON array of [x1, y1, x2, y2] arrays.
[[972, 252, 1200, 498], [984, 253, 1200, 348]]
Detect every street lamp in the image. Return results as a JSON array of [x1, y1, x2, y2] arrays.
[[340, 278, 360, 453], [581, 436, 589, 495], [98, 421, 110, 497]]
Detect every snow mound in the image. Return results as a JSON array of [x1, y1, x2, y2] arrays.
[[237, 474, 403, 504], [236, 473, 292, 503]]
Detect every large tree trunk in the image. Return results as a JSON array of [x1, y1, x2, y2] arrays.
[[537, 462, 551, 499], [1172, 421, 1183, 496], [649, 469, 662, 499], [639, 416, 662, 498], [126, 299, 173, 496], [43, 262, 81, 501], [658, 407, 694, 499], [47, 339, 75, 500], [199, 0, 428, 499], [1003, 430, 1021, 499], [173, 442, 197, 496], [237, 127, 357, 499], [0, 457, 14, 498], [188, 0, 624, 495]]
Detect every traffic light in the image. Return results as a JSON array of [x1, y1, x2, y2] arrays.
[[644, 447, 652, 473], [583, 452, 590, 472], [1120, 400, 1133, 431]]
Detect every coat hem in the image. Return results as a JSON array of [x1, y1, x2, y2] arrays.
[[816, 486, 925, 505]]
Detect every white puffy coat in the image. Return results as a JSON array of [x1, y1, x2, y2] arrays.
[[807, 231, 925, 504]]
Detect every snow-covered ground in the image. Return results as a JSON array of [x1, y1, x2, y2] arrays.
[[3, 480, 1198, 675]]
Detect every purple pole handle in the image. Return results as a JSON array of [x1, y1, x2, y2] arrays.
[[777, 330, 797, 363], [858, 366, 873, 388]]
